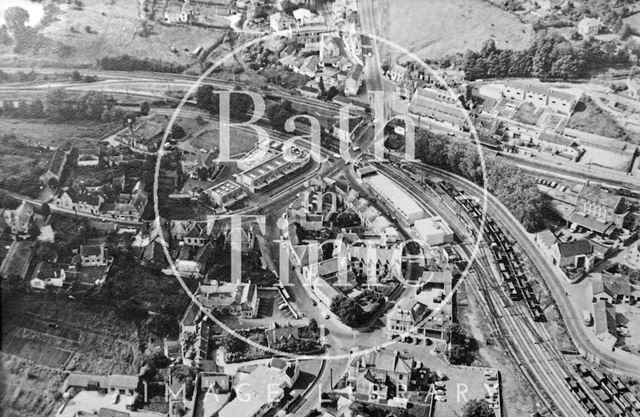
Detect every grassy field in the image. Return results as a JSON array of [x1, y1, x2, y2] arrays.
[[382, 0, 533, 60], [0, 0, 227, 67], [567, 98, 628, 140], [0, 118, 121, 150]]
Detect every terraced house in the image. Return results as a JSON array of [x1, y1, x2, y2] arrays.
[[347, 349, 414, 402]]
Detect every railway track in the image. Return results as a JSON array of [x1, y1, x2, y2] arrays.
[[373, 162, 596, 417]]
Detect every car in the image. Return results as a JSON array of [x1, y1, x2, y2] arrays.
[[312, 300, 317, 306]]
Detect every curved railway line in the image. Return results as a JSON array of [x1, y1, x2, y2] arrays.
[[373, 162, 613, 417]]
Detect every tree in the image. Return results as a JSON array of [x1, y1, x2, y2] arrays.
[[117, 298, 148, 323], [170, 365, 196, 400], [330, 295, 365, 327], [171, 124, 186, 140], [229, 90, 254, 120], [266, 100, 294, 131], [28, 99, 45, 119], [619, 23, 633, 41], [4, 7, 29, 33], [463, 399, 494, 417], [149, 313, 178, 338], [326, 86, 339, 101], [142, 350, 170, 370], [195, 85, 219, 115], [40, 202, 51, 218], [139, 101, 150, 116]]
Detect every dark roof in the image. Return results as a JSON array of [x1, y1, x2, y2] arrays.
[[47, 149, 68, 176], [593, 275, 631, 297], [556, 239, 592, 258], [75, 192, 102, 206], [80, 244, 104, 257], [266, 326, 299, 347], [568, 211, 612, 234]]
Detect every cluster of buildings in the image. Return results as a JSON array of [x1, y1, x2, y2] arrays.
[[535, 182, 630, 278], [171, 137, 309, 211], [281, 172, 458, 343], [58, 357, 300, 417], [234, 139, 310, 192], [357, 167, 455, 246], [52, 181, 148, 223], [589, 272, 640, 350], [30, 238, 113, 290], [386, 270, 455, 341], [266, 0, 366, 98], [114, 118, 165, 153], [162, 0, 235, 27]]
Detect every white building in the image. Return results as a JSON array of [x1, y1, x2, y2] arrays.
[[218, 362, 299, 417], [363, 173, 426, 226], [414, 216, 454, 246], [205, 180, 247, 208], [578, 17, 601, 38]]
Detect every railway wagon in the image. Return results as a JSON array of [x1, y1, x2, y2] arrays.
[[507, 282, 521, 300]]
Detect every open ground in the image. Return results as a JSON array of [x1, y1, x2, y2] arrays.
[[1, 0, 227, 67], [378, 0, 533, 61]]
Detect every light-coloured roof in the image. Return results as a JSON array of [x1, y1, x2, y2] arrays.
[[363, 174, 424, 221]]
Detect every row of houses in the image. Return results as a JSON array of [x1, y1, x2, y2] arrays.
[[52, 182, 148, 222]]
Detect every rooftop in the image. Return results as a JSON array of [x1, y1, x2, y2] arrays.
[[363, 174, 425, 221], [593, 300, 616, 339], [556, 239, 592, 258], [577, 184, 623, 211]]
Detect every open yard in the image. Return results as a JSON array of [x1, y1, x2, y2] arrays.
[[381, 0, 533, 60], [0, 0, 228, 67], [567, 98, 628, 140]]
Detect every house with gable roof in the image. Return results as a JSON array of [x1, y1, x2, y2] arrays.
[[347, 348, 414, 402], [3, 201, 34, 236], [592, 273, 638, 304]]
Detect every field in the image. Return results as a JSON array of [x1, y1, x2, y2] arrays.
[[1, 0, 227, 67], [381, 0, 533, 60], [566, 99, 628, 140], [1, 293, 141, 416], [0, 118, 121, 151]]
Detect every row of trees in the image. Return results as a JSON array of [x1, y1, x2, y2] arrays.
[[0, 89, 123, 123], [194, 84, 255, 121], [446, 323, 478, 365], [415, 129, 547, 232], [444, 35, 631, 81], [98, 55, 187, 73]]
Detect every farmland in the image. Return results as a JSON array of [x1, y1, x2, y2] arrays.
[[380, 0, 533, 61], [0, 118, 121, 151], [1, 0, 227, 67], [1, 293, 141, 416]]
